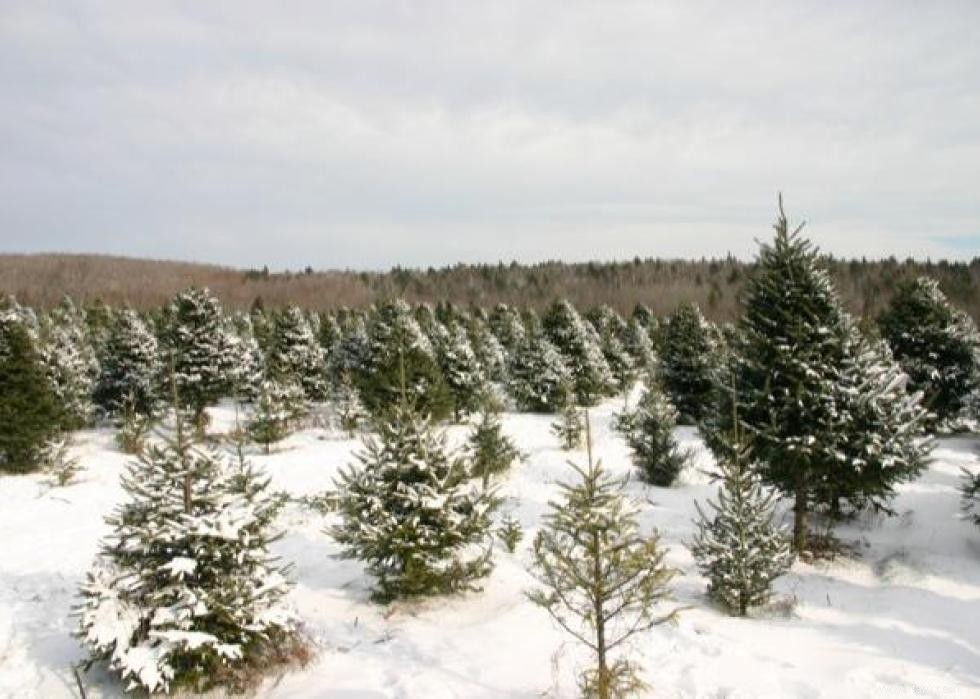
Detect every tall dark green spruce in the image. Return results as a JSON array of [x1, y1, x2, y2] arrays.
[[878, 277, 980, 428], [0, 318, 63, 474], [727, 199, 929, 552]]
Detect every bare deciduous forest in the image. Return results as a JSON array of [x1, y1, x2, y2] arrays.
[[2, 252, 978, 322]]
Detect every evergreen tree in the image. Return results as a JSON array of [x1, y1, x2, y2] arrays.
[[326, 313, 370, 387], [623, 316, 658, 378], [95, 309, 161, 417], [228, 321, 266, 403], [733, 201, 849, 551], [543, 299, 615, 405], [332, 373, 369, 438], [878, 277, 980, 427], [630, 303, 658, 338], [551, 392, 585, 451], [40, 298, 99, 429], [247, 379, 307, 453], [624, 386, 688, 486], [488, 303, 526, 360], [267, 306, 328, 401], [821, 318, 931, 515], [466, 405, 521, 486], [331, 401, 496, 601], [961, 468, 980, 528], [75, 409, 301, 694], [0, 315, 64, 474], [690, 400, 793, 616], [159, 288, 237, 426], [467, 316, 509, 384], [528, 420, 678, 698], [358, 300, 452, 421], [660, 303, 719, 424], [431, 320, 485, 422], [506, 329, 571, 413]]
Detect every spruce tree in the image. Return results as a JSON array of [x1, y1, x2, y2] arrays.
[[75, 404, 301, 694], [466, 404, 521, 486], [95, 309, 161, 417], [267, 306, 328, 401], [624, 386, 688, 486], [622, 316, 657, 378], [551, 391, 585, 451], [331, 400, 496, 601], [543, 299, 615, 406], [488, 303, 526, 361], [961, 469, 980, 528], [40, 298, 100, 429], [247, 379, 307, 453], [0, 316, 64, 474], [431, 320, 485, 422], [529, 419, 678, 698], [467, 316, 509, 384], [878, 277, 980, 427], [228, 321, 266, 403], [358, 300, 452, 422], [660, 303, 719, 424], [506, 329, 571, 413], [733, 200, 848, 552], [690, 398, 793, 616], [821, 317, 931, 516], [159, 288, 237, 426], [332, 373, 369, 438]]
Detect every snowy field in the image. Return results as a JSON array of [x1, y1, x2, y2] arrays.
[[1, 398, 979, 698]]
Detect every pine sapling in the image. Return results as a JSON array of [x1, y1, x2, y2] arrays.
[[42, 436, 83, 487], [497, 514, 524, 553], [528, 415, 679, 699], [551, 389, 585, 451]]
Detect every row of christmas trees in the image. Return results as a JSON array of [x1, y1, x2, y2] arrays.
[[2, 201, 980, 696]]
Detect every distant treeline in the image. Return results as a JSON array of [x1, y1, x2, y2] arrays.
[[2, 252, 978, 323]]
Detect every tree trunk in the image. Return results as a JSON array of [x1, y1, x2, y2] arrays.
[[793, 471, 808, 552]]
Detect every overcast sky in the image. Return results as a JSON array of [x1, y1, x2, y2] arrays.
[[1, 1, 978, 270]]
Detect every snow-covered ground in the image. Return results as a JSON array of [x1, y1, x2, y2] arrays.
[[1, 398, 979, 698]]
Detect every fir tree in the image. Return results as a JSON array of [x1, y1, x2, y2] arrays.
[[690, 397, 793, 616], [506, 330, 571, 413], [75, 403, 301, 694], [431, 320, 485, 422], [733, 200, 849, 551], [247, 379, 307, 454], [466, 405, 521, 486], [961, 468, 980, 528], [551, 392, 585, 451], [467, 316, 509, 384], [228, 322, 266, 403], [332, 373, 369, 438], [878, 277, 980, 427], [95, 309, 161, 417], [660, 303, 719, 424], [40, 298, 99, 429], [159, 288, 237, 426], [819, 318, 931, 516], [330, 400, 497, 601], [622, 316, 657, 379], [543, 299, 615, 405], [358, 300, 452, 422], [267, 306, 328, 401], [488, 303, 526, 360], [528, 418, 678, 698], [624, 386, 688, 486], [0, 316, 64, 474]]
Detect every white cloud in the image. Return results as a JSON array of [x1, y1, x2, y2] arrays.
[[1, 1, 978, 268]]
